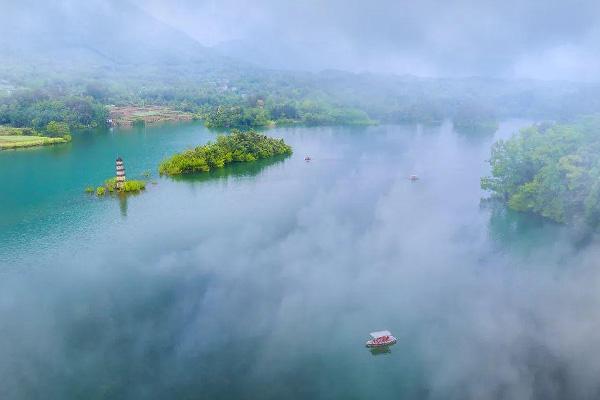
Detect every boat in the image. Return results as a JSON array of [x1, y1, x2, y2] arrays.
[[409, 174, 419, 181], [365, 330, 397, 347], [304, 156, 312, 161]]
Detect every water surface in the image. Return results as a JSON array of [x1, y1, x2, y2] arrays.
[[2, 121, 599, 399]]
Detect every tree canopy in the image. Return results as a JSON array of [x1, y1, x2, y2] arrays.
[[482, 117, 600, 226], [159, 130, 292, 176], [46, 121, 70, 138]]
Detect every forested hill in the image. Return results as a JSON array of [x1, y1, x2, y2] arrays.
[[0, 0, 239, 73], [4, 1, 600, 132]]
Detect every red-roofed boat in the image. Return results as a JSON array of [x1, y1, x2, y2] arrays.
[[365, 330, 397, 347]]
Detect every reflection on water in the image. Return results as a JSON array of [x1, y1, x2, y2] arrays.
[[168, 154, 290, 186], [454, 123, 499, 139], [118, 192, 130, 217], [483, 198, 562, 255], [370, 346, 393, 356]]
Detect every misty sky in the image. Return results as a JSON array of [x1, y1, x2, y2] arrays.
[[136, 0, 600, 80]]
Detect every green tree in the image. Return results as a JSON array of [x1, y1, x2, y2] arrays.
[[46, 121, 71, 138], [159, 130, 292, 176], [482, 116, 600, 226]]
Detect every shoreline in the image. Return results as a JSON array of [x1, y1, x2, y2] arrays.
[[0, 135, 70, 150]]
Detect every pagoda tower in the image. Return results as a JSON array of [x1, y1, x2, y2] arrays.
[[115, 157, 126, 189]]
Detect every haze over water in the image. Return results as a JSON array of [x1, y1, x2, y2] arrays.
[[2, 122, 600, 399]]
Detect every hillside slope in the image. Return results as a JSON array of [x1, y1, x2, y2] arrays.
[[0, 0, 242, 77]]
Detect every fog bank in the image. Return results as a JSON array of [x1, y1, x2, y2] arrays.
[[138, 0, 600, 80], [3, 124, 600, 398]]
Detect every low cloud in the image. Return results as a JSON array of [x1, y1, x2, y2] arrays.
[[138, 0, 600, 80], [3, 125, 600, 398]]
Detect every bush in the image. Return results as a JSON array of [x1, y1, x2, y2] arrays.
[[122, 180, 146, 192], [93, 177, 146, 194], [105, 177, 117, 192], [96, 186, 106, 196], [45, 121, 71, 137]]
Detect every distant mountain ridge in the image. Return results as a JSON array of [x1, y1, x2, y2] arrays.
[[0, 0, 240, 73]]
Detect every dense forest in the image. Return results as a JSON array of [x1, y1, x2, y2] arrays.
[[0, 89, 107, 134], [5, 69, 600, 134], [482, 117, 600, 226]]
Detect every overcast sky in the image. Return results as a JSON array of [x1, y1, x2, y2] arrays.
[[135, 0, 600, 80]]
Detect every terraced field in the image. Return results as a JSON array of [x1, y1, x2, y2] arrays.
[[108, 106, 195, 127]]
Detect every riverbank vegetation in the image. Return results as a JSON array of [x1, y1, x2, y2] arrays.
[[0, 124, 71, 150], [0, 90, 107, 132], [4, 61, 600, 134], [0, 135, 69, 150], [159, 130, 292, 176], [481, 116, 600, 226]]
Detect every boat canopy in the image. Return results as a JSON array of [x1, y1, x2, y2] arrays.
[[370, 330, 392, 339]]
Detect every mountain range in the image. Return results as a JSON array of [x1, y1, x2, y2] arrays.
[[0, 0, 243, 76]]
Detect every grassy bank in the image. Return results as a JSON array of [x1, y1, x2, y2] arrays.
[[0, 135, 70, 150], [0, 124, 71, 150]]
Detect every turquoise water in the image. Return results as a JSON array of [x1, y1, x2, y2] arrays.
[[1, 121, 594, 399], [0, 122, 217, 257]]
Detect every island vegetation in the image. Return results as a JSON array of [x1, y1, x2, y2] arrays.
[[159, 130, 292, 176], [481, 116, 600, 226], [90, 177, 146, 196]]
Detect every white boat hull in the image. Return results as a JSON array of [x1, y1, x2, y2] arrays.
[[365, 335, 397, 348]]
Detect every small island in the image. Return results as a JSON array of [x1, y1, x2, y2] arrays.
[[159, 130, 292, 176], [88, 178, 147, 196], [86, 158, 147, 196]]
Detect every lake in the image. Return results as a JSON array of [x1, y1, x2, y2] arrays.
[[1, 121, 598, 399]]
